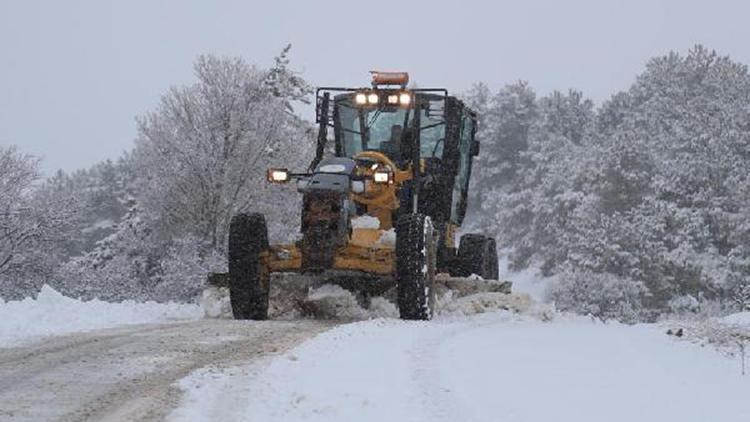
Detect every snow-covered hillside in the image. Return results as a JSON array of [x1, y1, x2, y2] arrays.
[[171, 311, 750, 422], [0, 285, 201, 348]]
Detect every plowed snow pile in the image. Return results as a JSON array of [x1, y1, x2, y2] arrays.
[[0, 285, 201, 348], [202, 280, 530, 321]]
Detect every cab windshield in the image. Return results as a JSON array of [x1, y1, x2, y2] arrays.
[[336, 95, 446, 162]]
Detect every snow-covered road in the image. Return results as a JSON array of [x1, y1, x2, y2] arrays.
[[173, 312, 750, 422], [2, 286, 747, 421], [0, 319, 333, 421]]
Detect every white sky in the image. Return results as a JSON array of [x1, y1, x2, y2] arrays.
[[1, 0, 748, 174]]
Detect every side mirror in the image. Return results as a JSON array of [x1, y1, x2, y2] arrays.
[[471, 141, 480, 156]]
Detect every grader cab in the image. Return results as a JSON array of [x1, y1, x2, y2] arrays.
[[220, 72, 502, 320]]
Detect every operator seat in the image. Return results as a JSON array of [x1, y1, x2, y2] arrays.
[[380, 124, 403, 163]]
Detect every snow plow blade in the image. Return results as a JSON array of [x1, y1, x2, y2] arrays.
[[203, 272, 521, 319]]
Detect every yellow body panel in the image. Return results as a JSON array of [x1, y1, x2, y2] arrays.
[[264, 151, 435, 276], [349, 228, 382, 248], [265, 246, 301, 272], [265, 217, 397, 275]]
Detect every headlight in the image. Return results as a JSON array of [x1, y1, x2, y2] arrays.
[[367, 93, 379, 104], [399, 92, 411, 105], [267, 168, 290, 183], [355, 93, 367, 105], [373, 170, 392, 184]]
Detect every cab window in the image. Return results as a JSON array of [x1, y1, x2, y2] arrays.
[[451, 113, 474, 222]]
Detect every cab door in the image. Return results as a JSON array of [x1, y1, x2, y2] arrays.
[[450, 111, 477, 225]]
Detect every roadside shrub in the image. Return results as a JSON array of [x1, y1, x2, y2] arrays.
[[548, 270, 647, 323]]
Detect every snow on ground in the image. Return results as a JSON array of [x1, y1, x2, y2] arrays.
[[0, 285, 202, 348], [81, 218, 115, 234], [171, 311, 749, 422], [722, 311, 750, 327]]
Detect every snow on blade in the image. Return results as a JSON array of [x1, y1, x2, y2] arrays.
[[437, 291, 533, 318], [350, 215, 380, 229], [374, 228, 396, 246], [0, 285, 201, 348], [201, 286, 232, 319], [301, 284, 398, 320]]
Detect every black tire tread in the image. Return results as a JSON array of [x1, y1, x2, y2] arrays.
[[457, 233, 499, 280], [396, 214, 436, 320], [228, 213, 270, 320]]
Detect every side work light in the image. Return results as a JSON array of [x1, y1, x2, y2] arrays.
[[267, 168, 290, 183]]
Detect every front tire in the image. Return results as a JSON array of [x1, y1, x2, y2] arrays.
[[228, 213, 270, 320], [396, 214, 437, 320], [457, 234, 499, 280]]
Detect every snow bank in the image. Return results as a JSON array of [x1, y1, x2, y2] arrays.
[[0, 285, 202, 348], [722, 311, 750, 327]]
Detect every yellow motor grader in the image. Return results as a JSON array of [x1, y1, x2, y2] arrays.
[[217, 72, 503, 320]]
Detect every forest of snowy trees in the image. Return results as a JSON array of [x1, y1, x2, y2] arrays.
[[1, 45, 749, 322], [466, 45, 750, 321]]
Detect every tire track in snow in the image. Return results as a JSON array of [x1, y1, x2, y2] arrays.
[[0, 319, 335, 421], [409, 315, 518, 422]]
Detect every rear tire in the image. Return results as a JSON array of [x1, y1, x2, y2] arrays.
[[396, 214, 437, 320], [457, 234, 499, 280], [228, 213, 270, 320]]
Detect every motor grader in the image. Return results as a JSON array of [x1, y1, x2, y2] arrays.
[[216, 72, 502, 320]]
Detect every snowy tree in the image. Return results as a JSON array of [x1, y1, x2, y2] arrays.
[[49, 50, 315, 302], [0, 146, 39, 274], [152, 235, 226, 302], [39, 156, 136, 259], [264, 44, 314, 112], [548, 270, 648, 323], [590, 46, 750, 309], [733, 283, 750, 311], [465, 81, 538, 222], [134, 52, 313, 250], [0, 146, 80, 299], [56, 201, 161, 301], [480, 89, 595, 272]]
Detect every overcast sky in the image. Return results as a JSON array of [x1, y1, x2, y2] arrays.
[[1, 0, 748, 174]]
